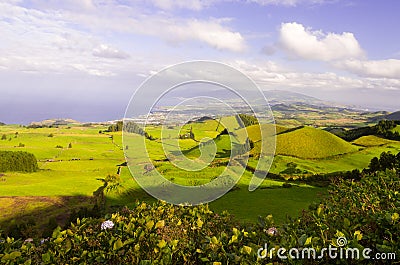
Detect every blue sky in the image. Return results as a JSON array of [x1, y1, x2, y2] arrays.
[[1, 0, 400, 123]]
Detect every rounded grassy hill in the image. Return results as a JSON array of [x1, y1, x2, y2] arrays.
[[274, 126, 358, 159]]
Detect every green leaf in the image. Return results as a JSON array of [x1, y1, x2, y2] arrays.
[[232, 227, 239, 236], [113, 238, 123, 251], [146, 220, 154, 230], [229, 235, 238, 244], [376, 244, 392, 253], [392, 212, 399, 222], [242, 245, 252, 255], [52, 226, 61, 239], [42, 252, 51, 263], [353, 231, 362, 241], [298, 234, 307, 246], [196, 218, 203, 228], [211, 236, 219, 245], [155, 220, 165, 229], [1, 254, 10, 262], [157, 239, 167, 249], [54, 237, 63, 244], [305, 237, 312, 246], [171, 239, 179, 247], [343, 218, 350, 228], [317, 206, 323, 216], [9, 251, 21, 260]]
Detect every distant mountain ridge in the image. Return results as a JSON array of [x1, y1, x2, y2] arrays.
[[24, 90, 399, 125], [371, 110, 400, 122], [30, 118, 80, 126], [263, 90, 355, 109]]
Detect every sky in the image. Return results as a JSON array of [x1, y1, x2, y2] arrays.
[[1, 0, 400, 124]]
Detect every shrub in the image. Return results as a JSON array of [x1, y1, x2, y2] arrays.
[[0, 151, 38, 172]]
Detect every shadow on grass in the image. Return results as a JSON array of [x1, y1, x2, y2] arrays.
[[0, 195, 94, 239], [105, 179, 328, 226]]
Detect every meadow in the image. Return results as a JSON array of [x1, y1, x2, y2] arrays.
[[1, 117, 400, 235]]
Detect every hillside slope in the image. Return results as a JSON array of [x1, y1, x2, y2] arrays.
[[371, 110, 400, 122], [235, 124, 288, 143], [275, 126, 358, 159]]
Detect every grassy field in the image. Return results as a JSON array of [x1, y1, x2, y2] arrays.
[[0, 123, 324, 228], [1, 120, 400, 231], [392, 125, 400, 133], [352, 135, 398, 147]]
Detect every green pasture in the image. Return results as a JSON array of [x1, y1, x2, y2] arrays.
[[1, 120, 400, 227], [392, 125, 400, 133]]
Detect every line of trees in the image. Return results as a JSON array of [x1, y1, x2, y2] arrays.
[[0, 151, 38, 172], [236, 114, 259, 128], [367, 151, 400, 173], [108, 120, 156, 140], [331, 120, 400, 141], [107, 121, 123, 132]]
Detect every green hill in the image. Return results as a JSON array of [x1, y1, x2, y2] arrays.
[[184, 134, 233, 159], [275, 126, 358, 159], [235, 124, 288, 143], [353, 135, 398, 147]]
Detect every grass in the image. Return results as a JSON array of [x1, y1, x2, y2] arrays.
[[392, 125, 400, 133], [275, 126, 358, 159], [3, 119, 399, 230], [352, 135, 398, 147], [235, 124, 287, 143], [266, 141, 400, 175], [0, 125, 124, 197], [0, 196, 93, 236], [210, 185, 326, 223], [1, 123, 321, 226]]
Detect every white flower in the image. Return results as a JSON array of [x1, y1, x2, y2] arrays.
[[40, 238, 49, 244], [265, 227, 278, 236], [101, 220, 115, 230]]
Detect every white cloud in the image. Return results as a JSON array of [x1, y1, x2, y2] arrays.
[[33, 2, 246, 53], [335, 59, 400, 79], [60, 10, 246, 52], [0, 1, 246, 78], [146, 0, 335, 11], [92, 44, 130, 59], [279, 22, 364, 61], [230, 59, 400, 92], [146, 0, 211, 10], [182, 19, 245, 52]]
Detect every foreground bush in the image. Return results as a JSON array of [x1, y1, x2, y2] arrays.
[[1, 170, 399, 264]]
